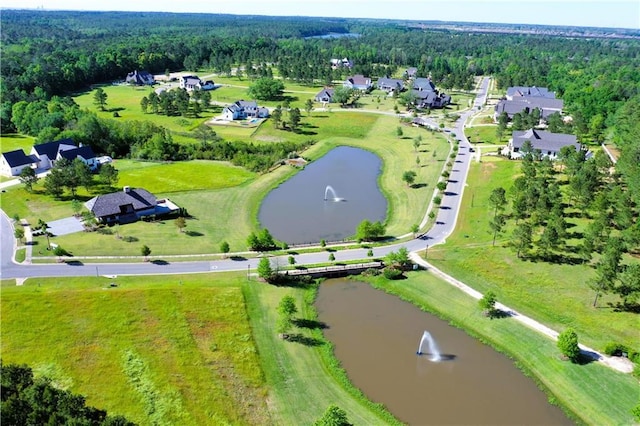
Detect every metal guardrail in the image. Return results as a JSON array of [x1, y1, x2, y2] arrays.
[[278, 261, 384, 276]]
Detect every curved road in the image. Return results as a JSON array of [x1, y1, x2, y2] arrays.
[[0, 78, 489, 280]]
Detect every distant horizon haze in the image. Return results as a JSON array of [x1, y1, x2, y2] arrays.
[[1, 1, 639, 30]]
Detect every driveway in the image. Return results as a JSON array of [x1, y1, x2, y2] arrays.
[[46, 217, 85, 236]]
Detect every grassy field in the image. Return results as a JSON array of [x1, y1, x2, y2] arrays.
[[0, 274, 271, 425], [0, 133, 36, 153], [464, 124, 503, 145], [363, 271, 639, 426], [425, 157, 639, 352], [1, 272, 399, 425], [2, 109, 451, 256]]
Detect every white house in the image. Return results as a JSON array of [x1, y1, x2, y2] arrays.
[[344, 75, 372, 91], [30, 138, 77, 170], [0, 149, 39, 177], [125, 70, 155, 85], [179, 75, 215, 91], [222, 100, 269, 120], [314, 88, 334, 103]]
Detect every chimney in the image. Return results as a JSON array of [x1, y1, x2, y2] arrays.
[[123, 186, 131, 193]]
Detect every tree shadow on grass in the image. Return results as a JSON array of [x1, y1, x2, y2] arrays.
[[286, 333, 324, 347], [185, 230, 204, 237], [609, 301, 640, 313]]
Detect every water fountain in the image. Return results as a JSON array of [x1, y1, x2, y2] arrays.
[[416, 331, 442, 362], [324, 185, 344, 202]]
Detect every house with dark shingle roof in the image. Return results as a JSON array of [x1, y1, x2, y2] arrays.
[[506, 86, 556, 100], [125, 70, 155, 86], [0, 149, 40, 177], [494, 98, 563, 122], [30, 138, 77, 170], [344, 75, 372, 91], [30, 138, 97, 171], [377, 77, 405, 94], [222, 100, 270, 120], [314, 88, 334, 104], [85, 186, 179, 224], [508, 129, 581, 160], [57, 145, 98, 171], [412, 77, 437, 92]]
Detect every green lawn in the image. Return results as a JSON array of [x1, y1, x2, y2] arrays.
[[426, 158, 639, 352], [0, 133, 36, 153], [112, 159, 255, 193], [464, 124, 503, 145], [363, 271, 639, 426]]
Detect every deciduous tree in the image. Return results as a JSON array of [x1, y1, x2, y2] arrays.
[[18, 167, 38, 192], [557, 328, 580, 362], [93, 87, 108, 111]]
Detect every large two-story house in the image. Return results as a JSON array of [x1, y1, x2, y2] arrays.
[[222, 100, 270, 120], [179, 75, 215, 91], [344, 75, 372, 92], [314, 88, 334, 104], [31, 139, 97, 171], [409, 77, 451, 109], [125, 70, 155, 85], [1, 138, 98, 177], [377, 77, 405, 94], [506, 129, 582, 160]]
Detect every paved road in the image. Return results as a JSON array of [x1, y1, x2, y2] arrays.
[[0, 78, 490, 280]]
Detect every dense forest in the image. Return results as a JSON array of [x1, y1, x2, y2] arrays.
[[1, 10, 639, 199]]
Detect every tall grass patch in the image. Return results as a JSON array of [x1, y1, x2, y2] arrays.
[[0, 274, 270, 425]]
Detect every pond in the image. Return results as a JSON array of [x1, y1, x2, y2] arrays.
[[259, 146, 387, 245], [315, 279, 572, 425]]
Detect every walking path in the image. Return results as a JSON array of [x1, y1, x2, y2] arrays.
[[409, 253, 635, 374]]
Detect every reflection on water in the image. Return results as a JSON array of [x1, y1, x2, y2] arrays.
[[315, 279, 572, 426], [258, 146, 386, 245]]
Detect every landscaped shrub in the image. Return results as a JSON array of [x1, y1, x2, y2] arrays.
[[383, 267, 403, 280], [362, 268, 381, 277], [604, 342, 627, 357], [557, 328, 580, 362]]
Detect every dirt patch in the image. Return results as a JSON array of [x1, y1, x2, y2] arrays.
[[481, 161, 497, 174]]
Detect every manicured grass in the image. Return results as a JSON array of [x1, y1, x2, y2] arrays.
[[113, 159, 255, 193], [362, 271, 639, 426], [465, 124, 502, 145], [0, 133, 36, 153], [0, 274, 270, 425], [15, 248, 25, 263], [426, 158, 639, 351], [1, 272, 399, 425]]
